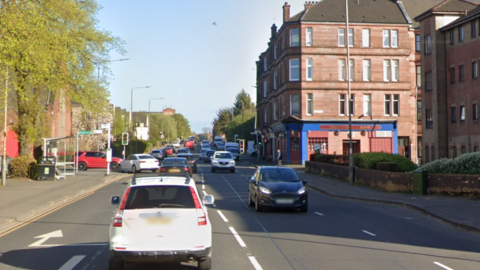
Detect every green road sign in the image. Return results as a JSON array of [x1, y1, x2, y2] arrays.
[[78, 131, 92, 135]]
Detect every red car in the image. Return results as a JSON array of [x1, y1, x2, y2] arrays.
[[75, 151, 122, 171], [184, 140, 194, 150], [163, 147, 174, 156]]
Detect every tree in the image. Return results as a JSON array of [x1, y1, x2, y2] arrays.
[[0, 0, 125, 156], [212, 108, 233, 137], [233, 89, 255, 116]]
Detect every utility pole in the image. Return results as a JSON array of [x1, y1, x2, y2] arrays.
[[346, 0, 354, 184]]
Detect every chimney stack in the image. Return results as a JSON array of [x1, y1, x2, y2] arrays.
[[283, 2, 291, 23], [271, 24, 277, 39]]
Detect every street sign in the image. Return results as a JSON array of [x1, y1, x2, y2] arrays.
[[101, 123, 110, 129], [93, 130, 103, 134], [78, 131, 92, 135]]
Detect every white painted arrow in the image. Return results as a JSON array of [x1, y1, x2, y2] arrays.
[[29, 230, 63, 247]]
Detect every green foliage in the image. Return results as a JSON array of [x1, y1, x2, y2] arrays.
[[353, 152, 418, 172], [312, 154, 349, 165], [419, 152, 480, 175], [8, 156, 38, 179]]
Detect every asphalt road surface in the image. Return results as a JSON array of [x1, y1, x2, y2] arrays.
[[0, 153, 479, 270]]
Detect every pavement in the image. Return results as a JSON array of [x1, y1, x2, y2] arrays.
[[0, 169, 128, 234], [0, 155, 479, 236], [243, 156, 480, 234]]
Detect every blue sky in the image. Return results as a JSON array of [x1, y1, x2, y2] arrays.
[[96, 0, 304, 133]]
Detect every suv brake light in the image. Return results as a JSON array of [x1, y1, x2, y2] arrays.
[[113, 188, 131, 227], [139, 161, 146, 163], [189, 187, 207, 226]]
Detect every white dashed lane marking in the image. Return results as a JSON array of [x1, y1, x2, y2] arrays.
[[362, 230, 376, 237]]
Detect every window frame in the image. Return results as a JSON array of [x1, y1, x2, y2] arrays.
[[274, 43, 277, 59], [338, 29, 345, 46], [393, 94, 399, 116], [415, 34, 421, 51], [383, 30, 390, 47], [306, 58, 313, 81], [338, 59, 346, 81], [289, 58, 300, 81], [473, 61, 478, 79], [306, 27, 313, 46], [416, 65, 421, 86], [273, 100, 278, 120], [306, 93, 313, 116], [384, 94, 391, 116], [273, 69, 278, 89], [459, 26, 464, 42], [383, 60, 391, 81], [363, 94, 371, 116], [263, 57, 267, 72], [290, 28, 300, 47], [391, 30, 398, 48], [263, 80, 267, 97], [474, 103, 479, 121], [460, 105, 466, 122], [339, 94, 346, 115], [362, 29, 370, 47], [472, 21, 477, 38], [348, 94, 355, 116], [348, 59, 354, 81], [426, 109, 433, 128], [392, 60, 399, 82], [363, 59, 371, 81], [290, 94, 300, 116], [348, 28, 354, 47], [450, 29, 454, 45], [424, 35, 432, 54]]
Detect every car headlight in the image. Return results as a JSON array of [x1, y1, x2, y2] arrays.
[[259, 186, 271, 194], [297, 186, 306, 194], [229, 161, 235, 164], [212, 160, 218, 164]]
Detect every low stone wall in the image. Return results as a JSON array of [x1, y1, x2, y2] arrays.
[[428, 173, 480, 195], [305, 161, 480, 195], [305, 161, 350, 182], [355, 168, 413, 192]]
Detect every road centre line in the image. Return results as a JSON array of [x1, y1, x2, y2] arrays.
[[217, 210, 229, 223], [229, 227, 247, 248], [58, 255, 85, 270], [314, 212, 324, 216], [202, 190, 207, 196], [434, 262, 454, 270], [362, 230, 376, 237], [202, 184, 205, 189], [248, 256, 264, 270]]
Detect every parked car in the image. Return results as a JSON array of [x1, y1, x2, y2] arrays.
[[109, 174, 214, 270], [203, 150, 215, 163], [248, 166, 308, 212], [159, 157, 193, 177], [75, 151, 122, 171], [210, 151, 235, 173], [150, 148, 165, 160], [117, 154, 160, 173], [176, 153, 197, 173]]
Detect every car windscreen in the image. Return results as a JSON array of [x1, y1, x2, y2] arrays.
[[138, 155, 156, 159], [162, 159, 187, 166], [177, 155, 194, 161], [125, 186, 195, 209], [215, 153, 232, 159], [206, 150, 215, 156], [261, 169, 300, 182]]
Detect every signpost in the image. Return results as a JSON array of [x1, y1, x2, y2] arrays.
[[103, 123, 111, 175]]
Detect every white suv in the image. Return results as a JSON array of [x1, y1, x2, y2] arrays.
[[109, 175, 215, 270], [211, 151, 235, 173]]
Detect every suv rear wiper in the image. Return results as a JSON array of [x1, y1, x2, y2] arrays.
[[158, 203, 185, 208]]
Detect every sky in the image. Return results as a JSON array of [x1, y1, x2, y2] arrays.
[[96, 0, 304, 133]]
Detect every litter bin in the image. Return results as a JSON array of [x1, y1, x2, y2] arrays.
[[413, 169, 427, 195], [37, 156, 56, 181]]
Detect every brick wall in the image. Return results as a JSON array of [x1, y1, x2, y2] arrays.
[[305, 161, 350, 182], [355, 167, 413, 192]]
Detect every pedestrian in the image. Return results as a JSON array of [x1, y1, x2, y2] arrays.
[[277, 149, 282, 166]]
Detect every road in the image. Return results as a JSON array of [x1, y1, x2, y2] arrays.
[[0, 150, 479, 269]]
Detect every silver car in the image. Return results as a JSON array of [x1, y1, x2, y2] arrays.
[[150, 149, 165, 160], [227, 148, 240, 161]]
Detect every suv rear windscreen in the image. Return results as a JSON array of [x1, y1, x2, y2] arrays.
[[176, 155, 194, 161], [125, 186, 195, 209]]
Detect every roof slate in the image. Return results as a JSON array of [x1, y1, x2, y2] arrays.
[[287, 0, 408, 24]]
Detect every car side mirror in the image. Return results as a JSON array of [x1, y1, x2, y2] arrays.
[[111, 196, 120, 205], [302, 179, 308, 185], [203, 195, 215, 205], [250, 177, 257, 185]]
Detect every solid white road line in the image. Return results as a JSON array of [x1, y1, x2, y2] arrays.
[[58, 255, 85, 270], [202, 190, 207, 196], [362, 230, 376, 237], [248, 256, 264, 270], [434, 262, 454, 270], [217, 210, 229, 223], [229, 227, 247, 248], [314, 212, 324, 216], [202, 184, 205, 189]]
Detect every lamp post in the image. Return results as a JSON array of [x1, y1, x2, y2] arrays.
[[130, 86, 152, 128], [95, 58, 128, 150], [2, 66, 8, 186], [345, 0, 354, 184]]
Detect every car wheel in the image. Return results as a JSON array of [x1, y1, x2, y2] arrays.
[[198, 256, 211, 270], [132, 165, 138, 173], [108, 258, 124, 270], [117, 165, 123, 173], [110, 162, 119, 171], [255, 196, 263, 212], [230, 168, 235, 173], [300, 203, 308, 213], [78, 162, 87, 171], [248, 191, 255, 207]]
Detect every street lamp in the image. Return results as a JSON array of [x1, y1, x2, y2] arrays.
[[130, 86, 152, 127]]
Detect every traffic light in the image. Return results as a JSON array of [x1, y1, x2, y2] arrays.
[[122, 132, 129, 145]]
